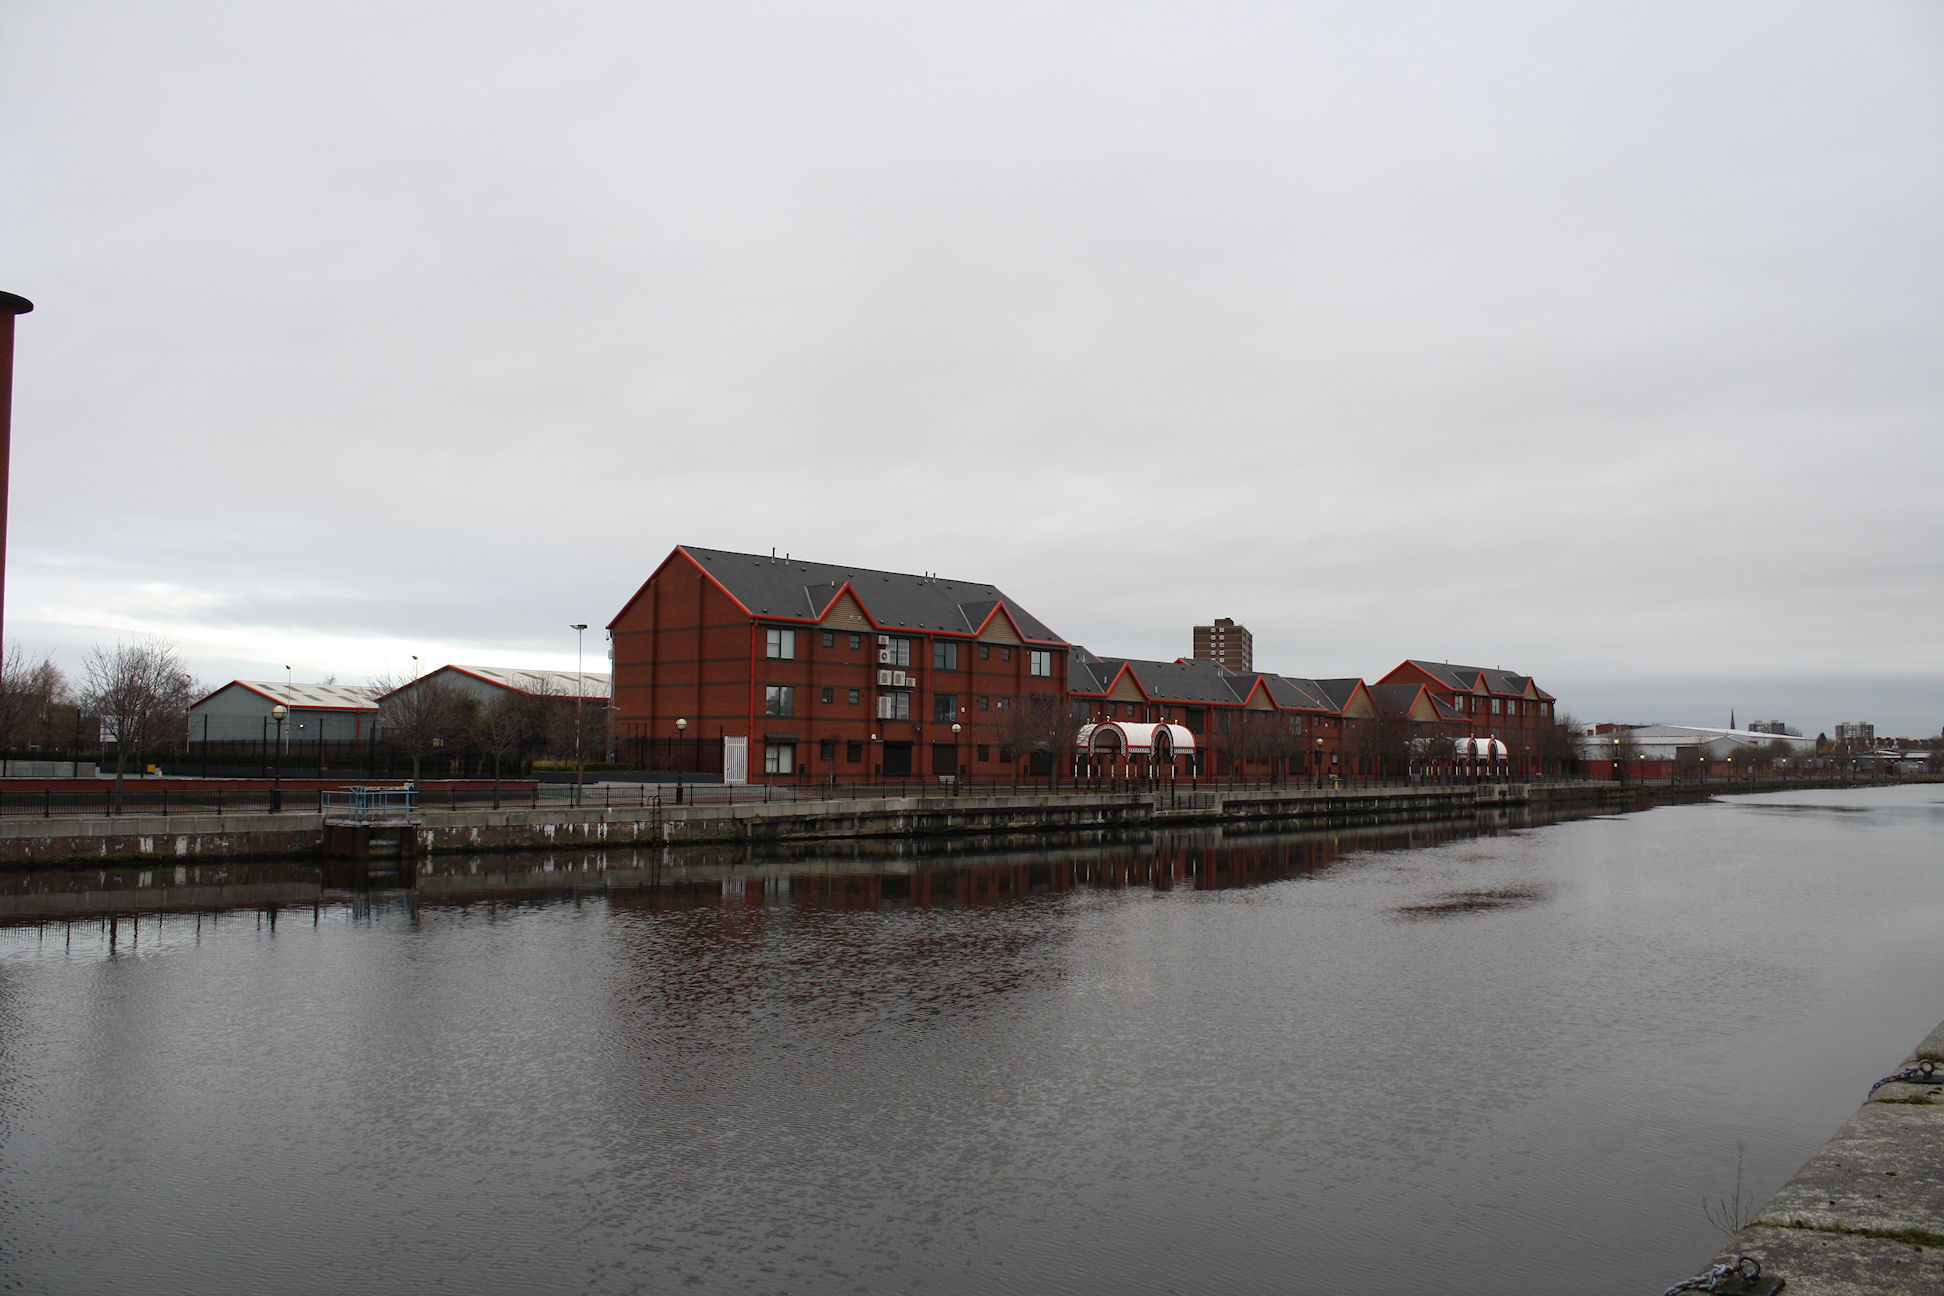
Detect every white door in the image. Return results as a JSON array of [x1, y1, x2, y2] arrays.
[[722, 735, 748, 785]]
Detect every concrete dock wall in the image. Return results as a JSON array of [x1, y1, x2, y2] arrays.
[[0, 783, 1560, 866], [1673, 1020, 1944, 1294], [0, 778, 1839, 867]]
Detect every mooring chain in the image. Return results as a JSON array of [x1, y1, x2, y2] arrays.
[[1662, 1255, 1761, 1296], [1869, 1058, 1940, 1094]]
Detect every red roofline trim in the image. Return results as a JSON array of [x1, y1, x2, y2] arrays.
[[607, 546, 755, 630], [189, 681, 377, 712]]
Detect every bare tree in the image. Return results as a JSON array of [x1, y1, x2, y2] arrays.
[[373, 672, 473, 780], [1531, 711, 1582, 780], [1408, 721, 1452, 781], [82, 636, 198, 803], [1339, 715, 1388, 783], [1261, 713, 1306, 784], [0, 645, 69, 754], [1223, 711, 1269, 781], [1612, 727, 1640, 782], [478, 688, 544, 791], [519, 673, 599, 763], [1367, 711, 1418, 782], [1000, 692, 1082, 788]]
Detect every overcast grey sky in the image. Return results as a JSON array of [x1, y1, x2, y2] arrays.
[[4, 1, 1940, 735]]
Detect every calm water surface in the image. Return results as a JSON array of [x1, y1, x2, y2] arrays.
[[2, 785, 1941, 1295]]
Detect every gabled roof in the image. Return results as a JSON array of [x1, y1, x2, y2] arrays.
[[375, 666, 611, 704], [643, 546, 1065, 642], [1067, 646, 1115, 695], [1310, 678, 1369, 712], [190, 680, 382, 711], [443, 665, 612, 700], [1078, 655, 1248, 705], [1368, 683, 1417, 718], [1255, 675, 1341, 713], [1391, 659, 1554, 701], [1370, 683, 1456, 720]]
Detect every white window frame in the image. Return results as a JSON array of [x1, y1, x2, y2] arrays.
[[1030, 650, 1052, 677], [766, 628, 796, 660]]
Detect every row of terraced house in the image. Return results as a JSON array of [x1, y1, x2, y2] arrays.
[[607, 546, 1561, 786]]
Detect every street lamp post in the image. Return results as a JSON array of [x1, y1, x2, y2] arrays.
[[571, 624, 588, 808], [270, 705, 287, 812], [675, 717, 687, 804], [951, 722, 962, 795], [1315, 737, 1324, 790]]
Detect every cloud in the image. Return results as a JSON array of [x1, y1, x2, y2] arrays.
[[3, 1, 1939, 733]]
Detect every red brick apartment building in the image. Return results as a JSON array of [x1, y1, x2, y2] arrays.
[[1375, 661, 1557, 776], [608, 546, 1070, 782], [610, 547, 1563, 785]]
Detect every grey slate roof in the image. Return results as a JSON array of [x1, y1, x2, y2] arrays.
[[1067, 654, 1351, 713], [1369, 683, 1429, 719], [1257, 675, 1340, 712], [1311, 679, 1368, 712], [1072, 654, 1251, 705], [680, 547, 1064, 642], [1404, 660, 1552, 700], [1067, 646, 1114, 695]]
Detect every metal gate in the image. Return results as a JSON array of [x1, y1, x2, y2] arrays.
[[722, 735, 748, 785]]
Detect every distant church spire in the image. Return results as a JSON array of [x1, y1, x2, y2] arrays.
[[1730, 708, 1735, 730]]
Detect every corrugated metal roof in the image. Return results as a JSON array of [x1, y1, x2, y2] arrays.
[[445, 665, 611, 700], [197, 681, 382, 711]]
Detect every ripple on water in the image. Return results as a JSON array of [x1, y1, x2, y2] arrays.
[[1, 784, 1941, 1296]]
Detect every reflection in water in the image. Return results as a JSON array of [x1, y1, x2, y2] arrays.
[[0, 811, 1520, 926], [3, 787, 1942, 1296]]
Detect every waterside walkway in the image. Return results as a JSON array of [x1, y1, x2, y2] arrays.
[[1670, 1020, 1944, 1295]]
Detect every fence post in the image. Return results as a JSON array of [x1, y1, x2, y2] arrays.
[[44, 786, 51, 819]]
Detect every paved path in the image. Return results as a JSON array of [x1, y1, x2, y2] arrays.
[[1670, 1020, 1944, 1294]]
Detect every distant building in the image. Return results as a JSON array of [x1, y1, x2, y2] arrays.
[[1835, 722, 1875, 746], [1192, 618, 1253, 673], [188, 681, 380, 745], [382, 665, 611, 712], [1747, 720, 1794, 735], [1574, 722, 1816, 780]]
